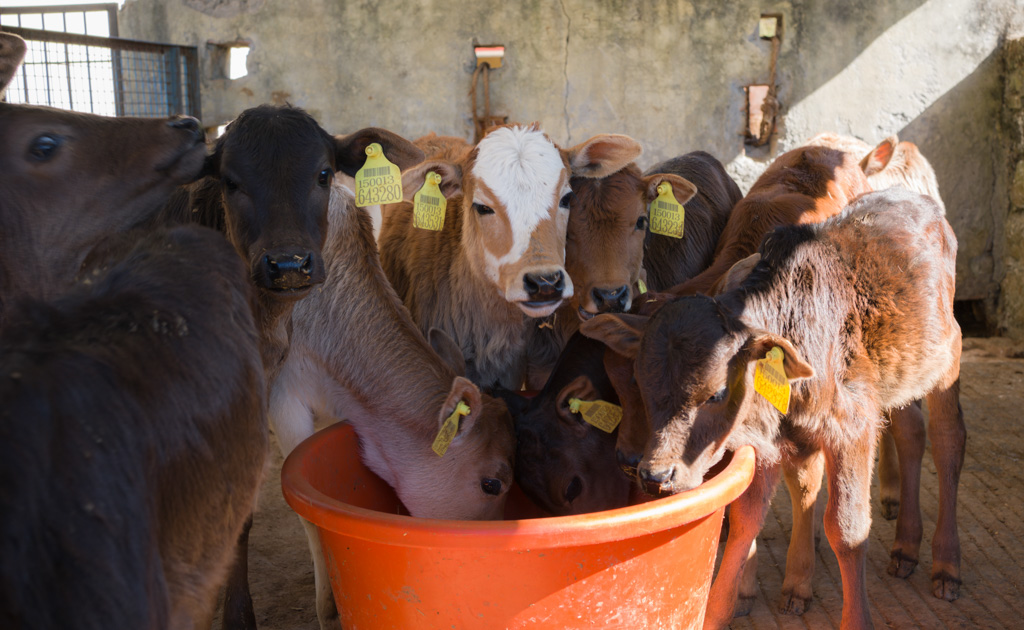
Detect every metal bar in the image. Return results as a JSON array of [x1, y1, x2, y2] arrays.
[[0, 4, 118, 15], [41, 36, 52, 107], [106, 5, 118, 37], [165, 46, 181, 115], [3, 26, 179, 54], [85, 44, 95, 113], [61, 11, 74, 111]]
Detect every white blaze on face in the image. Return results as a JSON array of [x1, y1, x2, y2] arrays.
[[471, 126, 573, 312]]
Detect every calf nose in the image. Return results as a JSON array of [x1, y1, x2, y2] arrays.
[[523, 271, 565, 301], [591, 285, 630, 313], [261, 251, 316, 290], [167, 115, 204, 143], [564, 476, 583, 504], [616, 449, 641, 479], [638, 465, 677, 496]]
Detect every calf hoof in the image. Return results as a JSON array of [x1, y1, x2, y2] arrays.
[[734, 595, 756, 618], [880, 498, 900, 520], [932, 572, 962, 601], [887, 550, 918, 579], [778, 591, 811, 616]]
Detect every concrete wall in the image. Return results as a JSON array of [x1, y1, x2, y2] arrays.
[[120, 0, 1024, 333]]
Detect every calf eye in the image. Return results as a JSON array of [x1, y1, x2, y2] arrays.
[[636, 215, 649, 231], [28, 135, 61, 162], [559, 192, 574, 209], [473, 203, 495, 216], [317, 168, 332, 187], [707, 387, 727, 404], [481, 478, 502, 496], [223, 177, 239, 193]]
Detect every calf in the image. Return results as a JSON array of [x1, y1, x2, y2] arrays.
[[378, 125, 641, 389], [0, 225, 267, 630], [163, 106, 424, 630], [589, 189, 964, 629], [1, 33, 206, 312], [507, 332, 630, 515], [272, 182, 516, 627]]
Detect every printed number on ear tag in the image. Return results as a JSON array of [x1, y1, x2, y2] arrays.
[[754, 346, 791, 414], [649, 182, 684, 239], [413, 172, 447, 231], [432, 401, 471, 456], [568, 398, 623, 433], [354, 142, 403, 208]]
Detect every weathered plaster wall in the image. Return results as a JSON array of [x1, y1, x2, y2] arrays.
[[120, 0, 1024, 332]]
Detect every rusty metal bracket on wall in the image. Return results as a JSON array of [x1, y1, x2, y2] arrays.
[[471, 45, 507, 143], [745, 15, 782, 146]]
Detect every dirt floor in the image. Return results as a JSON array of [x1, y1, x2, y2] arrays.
[[225, 336, 1024, 630]]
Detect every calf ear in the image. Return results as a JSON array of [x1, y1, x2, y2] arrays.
[[565, 134, 642, 178], [440, 376, 484, 439], [333, 128, 426, 177], [0, 33, 27, 94], [745, 331, 815, 381], [401, 160, 463, 202], [713, 253, 760, 295], [555, 375, 601, 434], [428, 327, 467, 377], [860, 135, 898, 177], [641, 173, 698, 206], [579, 313, 649, 360]]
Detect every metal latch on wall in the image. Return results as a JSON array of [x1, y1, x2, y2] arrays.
[[745, 15, 782, 146], [471, 44, 507, 143]]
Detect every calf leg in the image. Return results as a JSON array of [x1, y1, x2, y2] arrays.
[[876, 424, 900, 519], [779, 449, 825, 615], [220, 515, 257, 630], [703, 464, 779, 630], [823, 431, 876, 630], [926, 375, 965, 601], [735, 539, 758, 617], [886, 402, 926, 579]]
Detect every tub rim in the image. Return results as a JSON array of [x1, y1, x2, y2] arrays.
[[282, 422, 756, 550]]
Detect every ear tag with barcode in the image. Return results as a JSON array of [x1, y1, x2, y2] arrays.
[[649, 182, 685, 239], [354, 142, 403, 208], [413, 172, 447, 231], [432, 401, 470, 456], [568, 398, 623, 433], [754, 346, 791, 414]]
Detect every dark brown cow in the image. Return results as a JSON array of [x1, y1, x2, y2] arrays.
[[503, 332, 629, 515], [271, 182, 516, 628], [0, 225, 267, 630], [163, 106, 424, 630], [1, 38, 206, 314], [587, 189, 964, 629]]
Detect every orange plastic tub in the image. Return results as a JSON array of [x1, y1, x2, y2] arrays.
[[282, 422, 755, 630]]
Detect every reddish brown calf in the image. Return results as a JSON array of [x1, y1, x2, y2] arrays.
[[589, 189, 964, 629]]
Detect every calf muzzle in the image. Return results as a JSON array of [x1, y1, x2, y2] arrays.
[[591, 285, 631, 313], [258, 250, 320, 293], [523, 270, 565, 305]]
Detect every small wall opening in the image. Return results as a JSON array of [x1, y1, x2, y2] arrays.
[[209, 41, 250, 80], [954, 299, 991, 337]]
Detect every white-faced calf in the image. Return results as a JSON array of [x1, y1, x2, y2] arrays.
[[379, 125, 641, 389], [591, 188, 964, 630]]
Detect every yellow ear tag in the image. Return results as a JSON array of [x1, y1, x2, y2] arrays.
[[413, 172, 447, 231], [354, 142, 403, 208], [568, 398, 623, 434], [432, 401, 471, 457], [649, 182, 685, 239], [754, 346, 791, 414], [637, 278, 648, 295]]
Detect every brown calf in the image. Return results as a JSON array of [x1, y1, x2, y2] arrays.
[[379, 125, 641, 389], [588, 188, 964, 629], [0, 225, 267, 630], [272, 183, 516, 627]]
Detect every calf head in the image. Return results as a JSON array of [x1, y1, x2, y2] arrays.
[[391, 329, 516, 520], [860, 136, 943, 210], [510, 334, 630, 515], [588, 296, 813, 495], [402, 124, 641, 317], [0, 39, 206, 302], [567, 166, 696, 319], [208, 106, 423, 299]]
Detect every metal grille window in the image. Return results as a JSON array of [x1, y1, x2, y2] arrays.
[[1, 5, 200, 119]]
